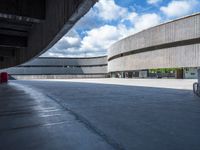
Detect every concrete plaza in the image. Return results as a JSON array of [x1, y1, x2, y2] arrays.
[[0, 79, 200, 150]]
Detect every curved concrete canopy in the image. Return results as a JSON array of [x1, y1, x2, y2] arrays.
[[0, 0, 97, 69]]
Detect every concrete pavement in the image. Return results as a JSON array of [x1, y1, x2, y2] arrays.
[[0, 82, 114, 150], [37, 78, 197, 90], [0, 79, 200, 150]]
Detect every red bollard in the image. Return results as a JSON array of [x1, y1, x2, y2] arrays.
[[0, 72, 8, 83]]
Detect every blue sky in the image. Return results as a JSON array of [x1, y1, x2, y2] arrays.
[[42, 0, 200, 57]]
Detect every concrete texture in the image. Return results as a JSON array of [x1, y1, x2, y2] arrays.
[[0, 82, 114, 150], [108, 13, 200, 72], [0, 79, 200, 150], [0, 0, 96, 69], [27, 78, 197, 90], [2, 56, 108, 76], [11, 74, 107, 80]]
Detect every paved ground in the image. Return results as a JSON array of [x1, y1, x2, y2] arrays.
[[0, 79, 200, 150], [38, 78, 197, 90]]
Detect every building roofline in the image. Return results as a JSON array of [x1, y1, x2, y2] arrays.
[[38, 55, 107, 59], [112, 12, 200, 46]]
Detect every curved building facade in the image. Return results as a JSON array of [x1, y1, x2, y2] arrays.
[[108, 13, 200, 78], [3, 56, 107, 79]]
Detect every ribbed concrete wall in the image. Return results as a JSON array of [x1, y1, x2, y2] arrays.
[[5, 66, 107, 75], [0, 0, 96, 69], [24, 56, 107, 66], [2, 56, 108, 77], [108, 13, 200, 73]]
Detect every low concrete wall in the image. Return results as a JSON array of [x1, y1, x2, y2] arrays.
[[11, 74, 107, 80]]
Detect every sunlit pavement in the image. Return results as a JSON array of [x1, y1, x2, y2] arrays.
[[0, 79, 200, 150], [38, 78, 197, 90]]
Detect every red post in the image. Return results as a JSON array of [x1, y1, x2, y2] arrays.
[[0, 72, 8, 83]]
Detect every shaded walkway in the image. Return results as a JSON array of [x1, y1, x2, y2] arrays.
[[0, 82, 114, 150]]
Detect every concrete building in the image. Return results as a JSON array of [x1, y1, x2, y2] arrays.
[[2, 13, 200, 80], [108, 13, 200, 79], [1, 12, 200, 81], [0, 0, 97, 69], [3, 56, 108, 79]]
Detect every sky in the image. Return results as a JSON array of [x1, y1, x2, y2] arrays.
[[41, 0, 200, 58]]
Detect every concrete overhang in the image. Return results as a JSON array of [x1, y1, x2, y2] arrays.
[[0, 0, 97, 69]]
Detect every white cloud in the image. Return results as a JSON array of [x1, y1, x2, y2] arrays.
[[134, 13, 161, 32], [147, 0, 162, 4], [41, 0, 164, 57], [57, 30, 81, 49], [43, 11, 161, 57], [71, 13, 161, 57], [160, 0, 198, 18], [95, 0, 128, 21], [42, 25, 122, 57], [122, 12, 138, 23], [42, 30, 81, 57], [44, 52, 65, 57], [80, 25, 121, 52], [56, 36, 80, 50]]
